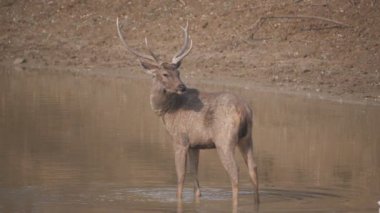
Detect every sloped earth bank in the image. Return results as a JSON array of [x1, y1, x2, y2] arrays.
[[1, 0, 379, 103]]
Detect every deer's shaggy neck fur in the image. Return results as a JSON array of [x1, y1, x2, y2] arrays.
[[149, 81, 183, 116]]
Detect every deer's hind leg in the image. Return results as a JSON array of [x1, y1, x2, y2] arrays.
[[215, 135, 239, 204], [238, 136, 260, 203], [188, 148, 201, 197]]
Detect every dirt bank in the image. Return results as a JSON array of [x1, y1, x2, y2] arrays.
[[1, 0, 379, 102]]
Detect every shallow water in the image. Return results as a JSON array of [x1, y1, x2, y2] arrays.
[[0, 68, 379, 212]]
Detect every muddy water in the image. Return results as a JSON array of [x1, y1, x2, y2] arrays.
[[0, 68, 379, 213]]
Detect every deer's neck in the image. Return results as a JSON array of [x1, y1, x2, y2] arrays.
[[150, 84, 182, 116]]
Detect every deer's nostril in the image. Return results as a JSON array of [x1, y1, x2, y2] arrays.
[[178, 84, 187, 93]]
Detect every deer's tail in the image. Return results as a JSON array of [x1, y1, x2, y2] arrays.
[[238, 105, 253, 140]]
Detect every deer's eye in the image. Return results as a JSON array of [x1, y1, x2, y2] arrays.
[[163, 73, 169, 77]]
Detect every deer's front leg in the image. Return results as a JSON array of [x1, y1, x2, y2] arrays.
[[174, 142, 188, 199], [188, 148, 201, 197]]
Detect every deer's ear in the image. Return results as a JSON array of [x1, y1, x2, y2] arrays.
[[139, 60, 160, 75]]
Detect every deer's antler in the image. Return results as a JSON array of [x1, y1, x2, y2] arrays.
[[171, 21, 193, 65], [116, 17, 160, 64]]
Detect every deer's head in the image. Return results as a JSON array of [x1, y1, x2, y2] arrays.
[[116, 18, 192, 95]]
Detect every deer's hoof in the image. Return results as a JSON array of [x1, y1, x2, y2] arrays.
[[195, 189, 201, 197]]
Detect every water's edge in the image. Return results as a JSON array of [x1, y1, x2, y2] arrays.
[[6, 64, 380, 106]]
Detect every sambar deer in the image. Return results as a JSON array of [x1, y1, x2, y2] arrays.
[[116, 18, 259, 204]]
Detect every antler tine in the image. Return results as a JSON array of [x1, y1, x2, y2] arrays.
[[116, 17, 158, 63], [173, 38, 192, 64], [172, 21, 193, 64], [144, 37, 160, 63]]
